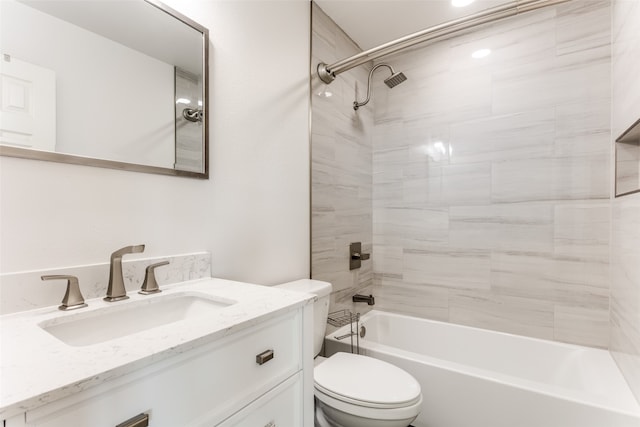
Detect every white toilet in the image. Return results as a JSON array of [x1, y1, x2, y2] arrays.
[[276, 279, 422, 427]]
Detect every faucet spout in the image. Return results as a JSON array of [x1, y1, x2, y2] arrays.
[[352, 294, 375, 306], [105, 244, 145, 302]]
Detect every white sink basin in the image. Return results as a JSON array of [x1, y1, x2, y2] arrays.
[[39, 293, 235, 346]]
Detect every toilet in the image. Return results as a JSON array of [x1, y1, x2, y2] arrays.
[[276, 279, 422, 427]]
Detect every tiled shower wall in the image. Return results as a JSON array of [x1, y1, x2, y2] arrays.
[[369, 0, 612, 348], [611, 0, 640, 402], [311, 3, 374, 316]]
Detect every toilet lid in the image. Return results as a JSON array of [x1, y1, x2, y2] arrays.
[[314, 352, 421, 407]]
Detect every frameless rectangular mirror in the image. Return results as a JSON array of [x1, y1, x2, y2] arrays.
[[615, 118, 640, 197], [0, 0, 209, 178]]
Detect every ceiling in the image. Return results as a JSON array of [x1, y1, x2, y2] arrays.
[[314, 0, 508, 51]]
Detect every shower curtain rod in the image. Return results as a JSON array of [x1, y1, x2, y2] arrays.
[[317, 0, 570, 84]]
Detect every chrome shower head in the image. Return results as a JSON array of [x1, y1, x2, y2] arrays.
[[384, 71, 407, 88], [354, 63, 407, 110]]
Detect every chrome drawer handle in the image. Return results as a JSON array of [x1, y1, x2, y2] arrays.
[[256, 349, 274, 365], [264, 422, 276, 427]]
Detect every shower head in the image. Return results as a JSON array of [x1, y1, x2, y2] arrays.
[[384, 71, 407, 88], [354, 63, 407, 110]]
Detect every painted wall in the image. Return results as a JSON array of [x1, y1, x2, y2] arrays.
[[310, 3, 374, 318], [368, 0, 611, 348], [611, 0, 640, 403], [0, 1, 310, 289]]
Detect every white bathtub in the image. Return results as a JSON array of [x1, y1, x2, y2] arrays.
[[324, 310, 640, 427]]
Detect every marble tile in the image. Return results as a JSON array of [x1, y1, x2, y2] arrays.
[[449, 203, 554, 253], [553, 202, 610, 262], [371, 245, 403, 278], [611, 0, 640, 403], [403, 248, 491, 291], [312, 0, 614, 350], [556, 0, 611, 56], [611, 193, 640, 402], [610, 300, 640, 402], [374, 207, 449, 248], [441, 162, 491, 206], [449, 291, 555, 340], [612, 1, 640, 137], [370, 280, 449, 321], [491, 156, 610, 203], [492, 45, 609, 115], [311, 3, 337, 58], [451, 6, 557, 73], [554, 304, 609, 348], [449, 109, 555, 165], [311, 4, 373, 312], [554, 100, 611, 157], [490, 251, 609, 308]]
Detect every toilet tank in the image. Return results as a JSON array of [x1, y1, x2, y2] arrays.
[[275, 279, 332, 357]]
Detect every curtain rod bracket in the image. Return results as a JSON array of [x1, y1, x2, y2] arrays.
[[318, 63, 336, 84]]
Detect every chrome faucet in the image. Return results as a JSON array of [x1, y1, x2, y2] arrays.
[[104, 244, 145, 302], [42, 275, 87, 311], [352, 294, 375, 306]]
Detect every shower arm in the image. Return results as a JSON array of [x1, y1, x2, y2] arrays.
[[353, 64, 394, 110], [317, 0, 570, 84]]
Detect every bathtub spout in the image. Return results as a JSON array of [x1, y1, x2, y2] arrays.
[[353, 294, 375, 305]]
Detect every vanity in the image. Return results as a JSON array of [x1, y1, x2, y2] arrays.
[[0, 278, 315, 426]]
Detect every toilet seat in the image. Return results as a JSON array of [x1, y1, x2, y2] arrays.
[[314, 352, 422, 420], [315, 387, 423, 422]]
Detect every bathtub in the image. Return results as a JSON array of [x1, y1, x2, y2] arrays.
[[324, 310, 640, 427]]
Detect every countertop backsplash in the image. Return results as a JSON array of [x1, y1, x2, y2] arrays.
[[0, 252, 211, 315]]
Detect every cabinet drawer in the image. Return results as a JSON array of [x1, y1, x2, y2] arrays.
[[26, 311, 302, 427], [216, 372, 302, 427]]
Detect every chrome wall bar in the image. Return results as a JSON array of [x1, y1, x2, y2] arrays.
[[317, 0, 571, 84]]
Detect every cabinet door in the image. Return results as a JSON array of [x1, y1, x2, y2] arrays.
[[215, 373, 302, 427], [25, 311, 301, 427]]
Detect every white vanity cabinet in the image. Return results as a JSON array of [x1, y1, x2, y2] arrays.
[[3, 307, 312, 427]]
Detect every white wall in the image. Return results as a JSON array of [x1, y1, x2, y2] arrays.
[[0, 0, 310, 286]]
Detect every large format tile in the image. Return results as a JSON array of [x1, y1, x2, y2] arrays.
[[449, 203, 554, 253], [554, 304, 609, 348], [491, 156, 610, 203], [313, 0, 615, 350], [370, 279, 450, 321], [449, 291, 555, 340], [403, 248, 491, 291], [611, 0, 640, 403], [553, 202, 610, 261]]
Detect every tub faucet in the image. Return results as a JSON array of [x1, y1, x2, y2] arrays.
[[104, 244, 145, 302], [352, 294, 375, 306]]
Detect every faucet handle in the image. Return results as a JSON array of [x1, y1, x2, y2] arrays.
[[139, 261, 169, 295], [42, 275, 88, 311]]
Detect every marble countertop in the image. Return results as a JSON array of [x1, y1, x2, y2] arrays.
[[0, 278, 313, 420]]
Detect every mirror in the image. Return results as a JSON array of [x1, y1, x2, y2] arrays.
[[615, 118, 640, 197], [0, 0, 208, 178]]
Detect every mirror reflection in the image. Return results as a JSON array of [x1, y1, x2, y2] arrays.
[[0, 0, 208, 177]]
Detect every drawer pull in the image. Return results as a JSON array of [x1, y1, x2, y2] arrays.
[[264, 422, 276, 427], [116, 413, 149, 427], [256, 349, 274, 365]]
